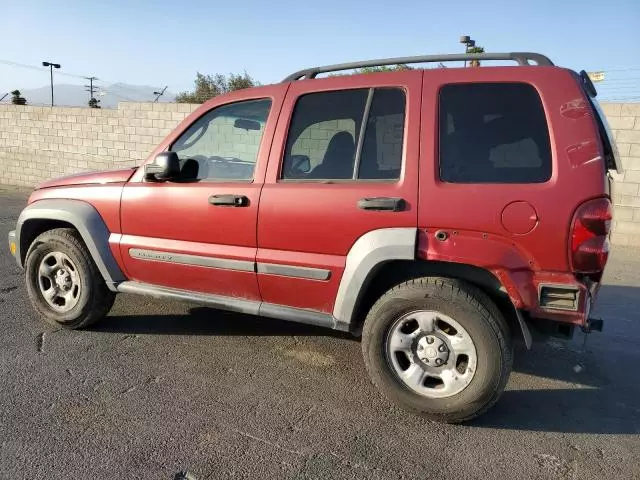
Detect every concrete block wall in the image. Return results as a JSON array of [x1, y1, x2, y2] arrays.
[[291, 115, 404, 171], [291, 119, 356, 167], [1, 101, 640, 246], [178, 116, 264, 164], [602, 103, 640, 246], [0, 102, 199, 187]]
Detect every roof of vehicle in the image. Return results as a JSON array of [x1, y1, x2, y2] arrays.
[[283, 52, 554, 82]]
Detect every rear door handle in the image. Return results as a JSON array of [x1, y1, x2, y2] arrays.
[[357, 197, 406, 212], [208, 194, 249, 207]]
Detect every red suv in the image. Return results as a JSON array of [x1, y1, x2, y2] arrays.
[[8, 52, 620, 422]]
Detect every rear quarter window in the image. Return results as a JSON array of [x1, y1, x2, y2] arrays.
[[439, 83, 552, 183]]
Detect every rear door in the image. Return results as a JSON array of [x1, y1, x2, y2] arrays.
[[257, 72, 421, 313]]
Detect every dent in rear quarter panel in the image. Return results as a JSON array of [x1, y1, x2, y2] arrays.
[[416, 229, 537, 308], [418, 67, 607, 278]]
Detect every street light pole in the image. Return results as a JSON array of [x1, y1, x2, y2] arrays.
[[459, 36, 475, 67], [42, 61, 61, 107], [153, 86, 167, 103]]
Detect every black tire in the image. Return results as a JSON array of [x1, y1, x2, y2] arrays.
[[24, 228, 115, 329], [361, 277, 513, 423]]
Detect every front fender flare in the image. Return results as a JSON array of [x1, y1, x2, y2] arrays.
[[15, 199, 125, 291]]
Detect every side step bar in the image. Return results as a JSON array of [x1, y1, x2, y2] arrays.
[[116, 281, 345, 331]]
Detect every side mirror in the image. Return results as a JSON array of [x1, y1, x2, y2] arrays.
[[289, 155, 311, 175], [144, 152, 180, 181]]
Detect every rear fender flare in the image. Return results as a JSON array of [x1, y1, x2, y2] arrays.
[[333, 227, 532, 348], [332, 228, 417, 327]]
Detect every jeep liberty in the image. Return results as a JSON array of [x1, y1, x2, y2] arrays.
[[8, 52, 621, 422]]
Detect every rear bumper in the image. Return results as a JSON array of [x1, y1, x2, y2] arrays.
[[489, 268, 597, 327], [527, 276, 596, 327]]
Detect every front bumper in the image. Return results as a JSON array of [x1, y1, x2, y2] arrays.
[[8, 230, 16, 258]]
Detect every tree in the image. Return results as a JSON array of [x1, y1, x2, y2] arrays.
[[176, 72, 259, 104], [329, 64, 412, 77], [467, 46, 485, 67], [11, 90, 26, 105], [88, 97, 101, 108], [355, 64, 412, 74]]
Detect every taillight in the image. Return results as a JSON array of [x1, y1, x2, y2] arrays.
[[570, 198, 612, 274]]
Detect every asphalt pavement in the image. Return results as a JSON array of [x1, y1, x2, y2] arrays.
[[0, 187, 638, 479]]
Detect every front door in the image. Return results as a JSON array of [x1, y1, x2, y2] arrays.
[[119, 85, 286, 300], [257, 72, 421, 314]]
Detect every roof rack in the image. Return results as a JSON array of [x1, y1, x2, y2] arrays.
[[282, 52, 554, 82]]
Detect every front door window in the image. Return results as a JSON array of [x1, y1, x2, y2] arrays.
[[171, 99, 272, 181]]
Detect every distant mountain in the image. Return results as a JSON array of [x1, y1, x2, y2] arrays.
[[0, 83, 176, 108]]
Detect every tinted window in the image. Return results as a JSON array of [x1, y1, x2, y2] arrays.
[[439, 83, 551, 183], [282, 88, 405, 180], [171, 99, 271, 181], [359, 89, 405, 180]]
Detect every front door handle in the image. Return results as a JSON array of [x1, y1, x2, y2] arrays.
[[208, 194, 249, 207], [357, 197, 406, 212]]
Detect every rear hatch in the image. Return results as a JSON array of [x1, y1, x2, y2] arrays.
[[567, 70, 620, 283], [576, 70, 623, 174]]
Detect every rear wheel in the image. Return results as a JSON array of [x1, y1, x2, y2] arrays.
[[361, 277, 512, 423], [25, 228, 115, 329]]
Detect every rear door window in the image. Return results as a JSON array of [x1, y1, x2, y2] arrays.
[[282, 88, 406, 181], [439, 83, 552, 183]]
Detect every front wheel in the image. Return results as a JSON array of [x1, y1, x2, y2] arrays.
[[24, 228, 115, 329], [361, 277, 513, 423]]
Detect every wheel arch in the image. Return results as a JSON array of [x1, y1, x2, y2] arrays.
[[345, 258, 530, 347], [15, 199, 125, 291], [20, 218, 76, 262]]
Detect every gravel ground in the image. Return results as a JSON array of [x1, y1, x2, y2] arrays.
[[0, 188, 638, 479]]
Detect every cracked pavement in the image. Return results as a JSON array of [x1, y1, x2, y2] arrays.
[[0, 188, 639, 479]]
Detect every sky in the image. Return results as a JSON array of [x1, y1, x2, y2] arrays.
[[1, 0, 639, 102]]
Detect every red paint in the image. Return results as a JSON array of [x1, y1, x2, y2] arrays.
[[25, 64, 612, 328], [559, 98, 590, 119], [566, 139, 601, 168], [118, 84, 288, 300], [29, 185, 124, 233], [501, 201, 538, 235], [418, 230, 590, 326], [256, 248, 344, 312], [37, 168, 135, 189], [419, 67, 606, 273], [257, 71, 421, 312]]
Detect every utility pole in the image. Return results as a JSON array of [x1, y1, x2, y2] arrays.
[[153, 86, 167, 103], [42, 61, 61, 106], [0, 93, 8, 103], [85, 76, 99, 107]]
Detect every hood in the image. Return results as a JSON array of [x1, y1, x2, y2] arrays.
[[37, 168, 137, 189]]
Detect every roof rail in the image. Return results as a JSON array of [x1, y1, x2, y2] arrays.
[[282, 52, 554, 82]]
